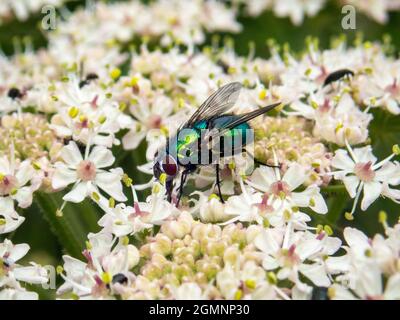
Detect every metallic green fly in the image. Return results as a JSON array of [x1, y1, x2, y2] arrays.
[[153, 82, 281, 205]]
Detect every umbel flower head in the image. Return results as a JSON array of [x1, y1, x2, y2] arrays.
[[0, 112, 62, 162], [253, 116, 332, 185]]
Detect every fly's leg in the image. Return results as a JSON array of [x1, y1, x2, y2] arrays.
[[166, 179, 174, 203], [244, 149, 281, 169], [176, 170, 189, 207], [216, 164, 225, 203]]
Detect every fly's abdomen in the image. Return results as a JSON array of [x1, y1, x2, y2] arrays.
[[210, 115, 252, 157]]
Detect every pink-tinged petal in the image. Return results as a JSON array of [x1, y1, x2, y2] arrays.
[[13, 266, 48, 284], [122, 129, 146, 150], [299, 263, 330, 287], [323, 237, 342, 255], [8, 243, 30, 262], [277, 267, 291, 280], [343, 227, 369, 253], [15, 161, 34, 186], [384, 274, 400, 299], [63, 182, 89, 203], [329, 284, 357, 300], [92, 134, 114, 148], [289, 101, 315, 119], [355, 264, 382, 298], [247, 166, 277, 193], [61, 141, 83, 167], [0, 214, 25, 234], [361, 181, 382, 210], [353, 146, 377, 164], [49, 124, 73, 138], [342, 175, 360, 198], [88, 146, 115, 168], [0, 197, 15, 214], [376, 162, 400, 185], [95, 172, 127, 202], [386, 98, 400, 115], [332, 149, 354, 170], [0, 156, 11, 173], [291, 284, 313, 300], [291, 186, 327, 214], [254, 229, 281, 255], [381, 183, 400, 201], [262, 255, 279, 270], [309, 190, 328, 214], [52, 164, 77, 189], [325, 255, 350, 274], [13, 186, 33, 208], [282, 163, 306, 190], [296, 239, 322, 261]]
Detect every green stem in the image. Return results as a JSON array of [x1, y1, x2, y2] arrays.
[[69, 200, 101, 234], [34, 192, 84, 258]]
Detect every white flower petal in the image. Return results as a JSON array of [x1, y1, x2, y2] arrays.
[[332, 149, 354, 170], [15, 161, 34, 186], [88, 146, 115, 168], [282, 163, 306, 190], [61, 141, 83, 167], [13, 186, 33, 208], [384, 274, 400, 300], [343, 227, 369, 253], [361, 181, 382, 210], [52, 165, 77, 189], [299, 263, 330, 287], [95, 172, 127, 202], [343, 175, 360, 198], [254, 229, 281, 255], [63, 182, 89, 203], [353, 146, 377, 164]]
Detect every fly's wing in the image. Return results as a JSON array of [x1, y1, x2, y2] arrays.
[[204, 102, 281, 149], [183, 82, 242, 128], [220, 102, 281, 131]]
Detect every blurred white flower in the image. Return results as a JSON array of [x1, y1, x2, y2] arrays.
[[52, 141, 127, 203], [331, 144, 400, 214]]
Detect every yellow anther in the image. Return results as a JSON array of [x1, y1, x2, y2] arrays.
[[378, 210, 387, 224], [68, 106, 79, 118], [258, 89, 267, 100], [392, 144, 400, 156], [101, 272, 112, 284], [98, 115, 107, 124], [110, 68, 121, 80], [345, 212, 354, 221], [85, 241, 92, 250], [267, 271, 278, 285], [109, 197, 115, 208], [122, 174, 133, 187], [121, 236, 129, 246], [324, 225, 333, 236], [92, 192, 100, 202], [234, 290, 243, 300], [244, 279, 256, 289], [159, 173, 167, 186], [311, 101, 319, 109], [56, 266, 64, 275]]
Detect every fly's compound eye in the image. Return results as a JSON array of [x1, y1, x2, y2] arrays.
[[161, 155, 178, 176]]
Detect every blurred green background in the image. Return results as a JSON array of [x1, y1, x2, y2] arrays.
[[0, 0, 399, 298]]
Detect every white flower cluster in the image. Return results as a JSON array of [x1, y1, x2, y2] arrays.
[[0, 0, 70, 25], [0, 0, 399, 300], [236, 0, 400, 25], [328, 216, 400, 299]]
